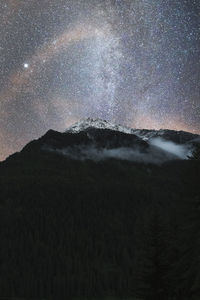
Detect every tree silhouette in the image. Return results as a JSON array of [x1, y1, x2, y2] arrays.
[[188, 146, 200, 160]]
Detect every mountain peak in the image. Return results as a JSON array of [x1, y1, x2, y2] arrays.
[[66, 118, 134, 134]]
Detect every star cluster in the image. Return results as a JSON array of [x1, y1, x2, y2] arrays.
[[0, 0, 199, 160]]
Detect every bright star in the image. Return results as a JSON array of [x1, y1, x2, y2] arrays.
[[24, 63, 29, 69]]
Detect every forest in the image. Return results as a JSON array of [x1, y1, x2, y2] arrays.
[[0, 149, 199, 299]]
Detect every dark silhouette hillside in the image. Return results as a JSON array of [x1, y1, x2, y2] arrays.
[[0, 119, 200, 299]]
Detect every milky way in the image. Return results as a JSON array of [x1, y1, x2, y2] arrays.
[[0, 0, 199, 160]]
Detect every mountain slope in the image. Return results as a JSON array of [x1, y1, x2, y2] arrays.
[[0, 119, 200, 299]]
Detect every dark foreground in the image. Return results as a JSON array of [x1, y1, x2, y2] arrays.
[[0, 150, 200, 299]]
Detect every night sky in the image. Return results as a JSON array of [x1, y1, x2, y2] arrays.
[[0, 0, 200, 160]]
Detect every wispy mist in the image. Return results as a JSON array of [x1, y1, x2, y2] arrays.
[[149, 137, 190, 159], [44, 137, 191, 164]]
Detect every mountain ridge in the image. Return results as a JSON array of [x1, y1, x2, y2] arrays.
[[3, 118, 198, 164]]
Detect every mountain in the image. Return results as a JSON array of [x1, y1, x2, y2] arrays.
[[0, 119, 200, 299], [6, 118, 200, 163]]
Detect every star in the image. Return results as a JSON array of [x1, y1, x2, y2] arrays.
[[23, 63, 29, 69]]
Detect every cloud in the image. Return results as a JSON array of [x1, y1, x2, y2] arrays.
[[43, 138, 190, 164], [149, 137, 190, 159]]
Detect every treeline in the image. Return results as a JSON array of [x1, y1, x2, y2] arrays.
[[0, 153, 199, 299]]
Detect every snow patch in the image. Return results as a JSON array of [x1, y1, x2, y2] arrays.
[[66, 118, 134, 135]]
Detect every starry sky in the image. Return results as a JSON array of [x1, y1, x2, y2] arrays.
[[0, 0, 200, 160]]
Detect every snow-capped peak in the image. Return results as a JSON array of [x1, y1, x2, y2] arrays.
[[65, 118, 134, 135], [65, 118, 199, 146]]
